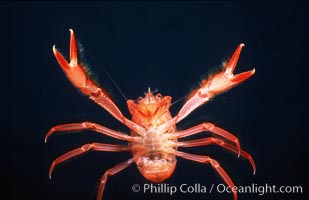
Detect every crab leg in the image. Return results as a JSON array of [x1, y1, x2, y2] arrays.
[[170, 122, 241, 157], [49, 143, 131, 179], [175, 44, 255, 123], [177, 137, 256, 174], [53, 29, 145, 134], [174, 150, 237, 200], [45, 122, 136, 143], [97, 158, 134, 200]]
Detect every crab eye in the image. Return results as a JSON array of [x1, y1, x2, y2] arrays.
[[156, 93, 162, 98], [137, 97, 143, 102]]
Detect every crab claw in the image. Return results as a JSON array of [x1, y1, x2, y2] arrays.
[[52, 29, 94, 90], [176, 44, 255, 124], [200, 44, 255, 97]]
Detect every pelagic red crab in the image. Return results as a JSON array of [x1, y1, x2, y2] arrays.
[[46, 29, 256, 200]]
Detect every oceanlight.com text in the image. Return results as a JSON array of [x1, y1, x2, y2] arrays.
[[216, 183, 303, 196], [131, 183, 303, 196]]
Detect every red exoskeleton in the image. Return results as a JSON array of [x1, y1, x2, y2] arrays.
[[46, 29, 256, 200]]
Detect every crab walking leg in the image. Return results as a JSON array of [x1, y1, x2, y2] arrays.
[[49, 143, 131, 179], [175, 44, 255, 123], [174, 150, 238, 200], [45, 122, 136, 143], [53, 29, 145, 134], [97, 158, 134, 200], [177, 137, 256, 174], [171, 122, 241, 157]]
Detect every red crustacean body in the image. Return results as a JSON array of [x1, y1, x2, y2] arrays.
[[46, 29, 256, 200], [128, 91, 177, 183]]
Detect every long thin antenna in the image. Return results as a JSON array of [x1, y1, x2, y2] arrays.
[[171, 96, 186, 107], [85, 49, 128, 101]]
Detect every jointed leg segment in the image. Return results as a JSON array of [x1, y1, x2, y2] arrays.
[[174, 150, 238, 200], [45, 122, 136, 143], [177, 137, 256, 174], [49, 143, 131, 179], [97, 158, 134, 200], [172, 122, 241, 156]]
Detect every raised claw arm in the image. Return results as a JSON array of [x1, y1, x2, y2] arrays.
[[176, 44, 255, 123], [53, 29, 145, 134]]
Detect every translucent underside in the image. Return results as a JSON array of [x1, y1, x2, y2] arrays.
[[127, 91, 177, 183]]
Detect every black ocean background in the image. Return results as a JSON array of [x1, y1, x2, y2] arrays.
[[7, 2, 308, 200]]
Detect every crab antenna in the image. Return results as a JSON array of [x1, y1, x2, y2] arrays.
[[171, 96, 186, 107], [85, 49, 128, 101]]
